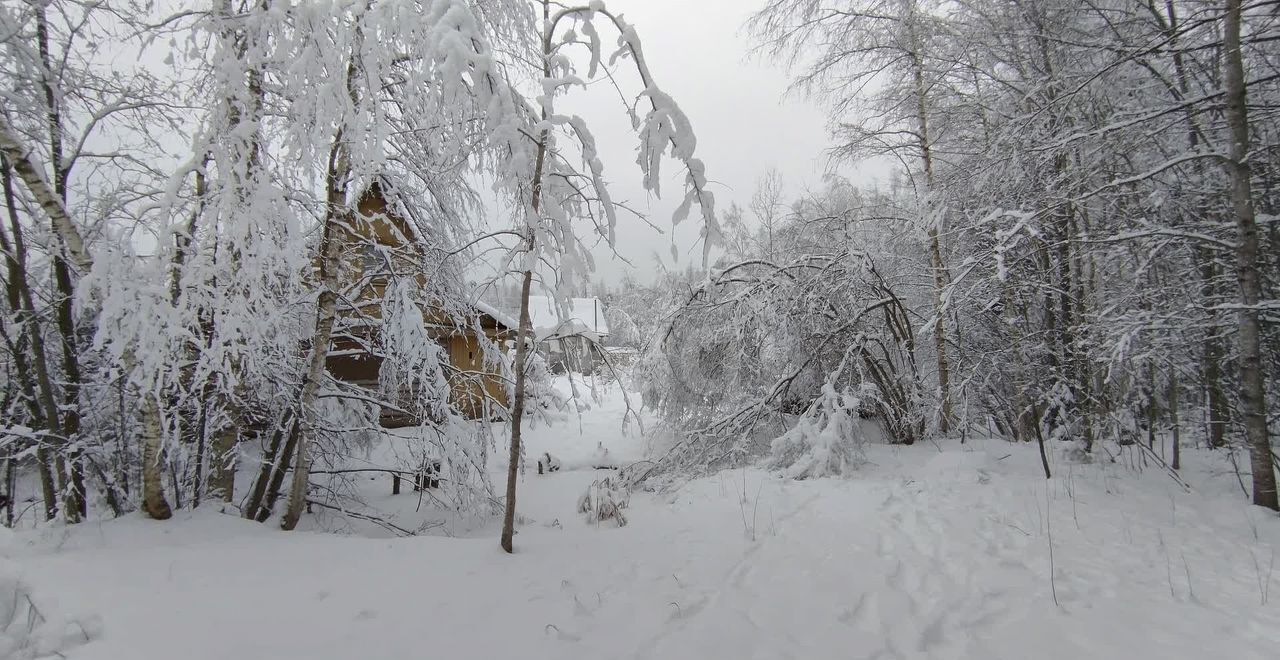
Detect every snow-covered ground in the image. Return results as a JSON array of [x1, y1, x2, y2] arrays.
[[6, 379, 1279, 659]]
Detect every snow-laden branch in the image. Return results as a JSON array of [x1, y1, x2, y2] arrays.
[[547, 4, 721, 261]]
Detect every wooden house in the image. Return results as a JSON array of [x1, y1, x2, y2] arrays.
[[324, 181, 512, 424]]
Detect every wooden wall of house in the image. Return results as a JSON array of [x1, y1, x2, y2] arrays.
[[323, 183, 512, 422], [327, 333, 508, 422], [327, 353, 381, 386], [444, 332, 509, 419], [328, 336, 381, 385]]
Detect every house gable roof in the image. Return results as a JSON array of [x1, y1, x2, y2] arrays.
[[343, 180, 513, 335], [351, 180, 419, 248]]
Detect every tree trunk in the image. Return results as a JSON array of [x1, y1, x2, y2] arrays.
[[926, 227, 952, 434], [0, 160, 59, 519], [191, 398, 208, 508], [140, 394, 173, 519], [1170, 371, 1181, 471], [279, 14, 362, 530], [242, 413, 290, 520], [1223, 0, 1277, 510], [904, 1, 952, 434], [280, 237, 340, 530], [1147, 364, 1159, 451], [1167, 0, 1230, 452], [0, 10, 95, 522], [501, 265, 536, 553], [36, 10, 89, 522], [208, 423, 238, 505], [0, 157, 77, 519], [2, 455, 13, 526], [1197, 249, 1230, 448], [172, 161, 209, 510], [1032, 400, 1052, 480], [280, 130, 350, 531], [259, 419, 299, 523], [198, 0, 268, 510], [503, 1, 556, 552]]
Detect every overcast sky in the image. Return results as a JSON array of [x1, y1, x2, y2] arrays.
[[132, 0, 859, 287], [548, 0, 847, 284]]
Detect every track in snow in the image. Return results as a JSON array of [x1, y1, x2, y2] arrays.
[[10, 417, 1280, 660]]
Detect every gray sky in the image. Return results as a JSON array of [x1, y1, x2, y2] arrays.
[[557, 0, 843, 284]]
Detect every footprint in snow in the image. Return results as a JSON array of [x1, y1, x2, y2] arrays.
[[839, 592, 872, 626], [544, 624, 581, 642], [668, 594, 709, 621], [354, 609, 378, 621]]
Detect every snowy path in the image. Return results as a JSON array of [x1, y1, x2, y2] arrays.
[[9, 384, 1280, 659], [509, 450, 1280, 660]]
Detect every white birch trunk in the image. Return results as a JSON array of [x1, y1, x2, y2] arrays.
[[1223, 0, 1277, 510], [0, 118, 91, 274], [140, 393, 173, 519]]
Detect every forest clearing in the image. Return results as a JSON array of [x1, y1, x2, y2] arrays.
[[9, 381, 1279, 659], [1, 1, 1278, 658]]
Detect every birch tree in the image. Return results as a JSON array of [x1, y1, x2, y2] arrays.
[[495, 0, 719, 552], [1222, 0, 1277, 510], [1, 0, 181, 521]]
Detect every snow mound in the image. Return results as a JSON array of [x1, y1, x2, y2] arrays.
[[768, 382, 868, 478], [0, 528, 100, 659]]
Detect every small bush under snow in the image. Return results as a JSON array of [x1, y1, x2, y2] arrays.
[[578, 474, 630, 527], [768, 382, 867, 479]]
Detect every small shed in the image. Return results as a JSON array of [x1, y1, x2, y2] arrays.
[[325, 182, 512, 423], [524, 295, 610, 373]]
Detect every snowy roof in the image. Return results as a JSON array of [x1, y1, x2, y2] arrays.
[[471, 300, 518, 330], [525, 295, 609, 339]]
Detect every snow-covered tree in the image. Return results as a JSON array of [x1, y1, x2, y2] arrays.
[[492, 0, 720, 552]]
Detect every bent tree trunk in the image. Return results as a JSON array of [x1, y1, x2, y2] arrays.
[[281, 15, 361, 531], [280, 154, 346, 531], [279, 254, 340, 530], [280, 97, 352, 529]]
